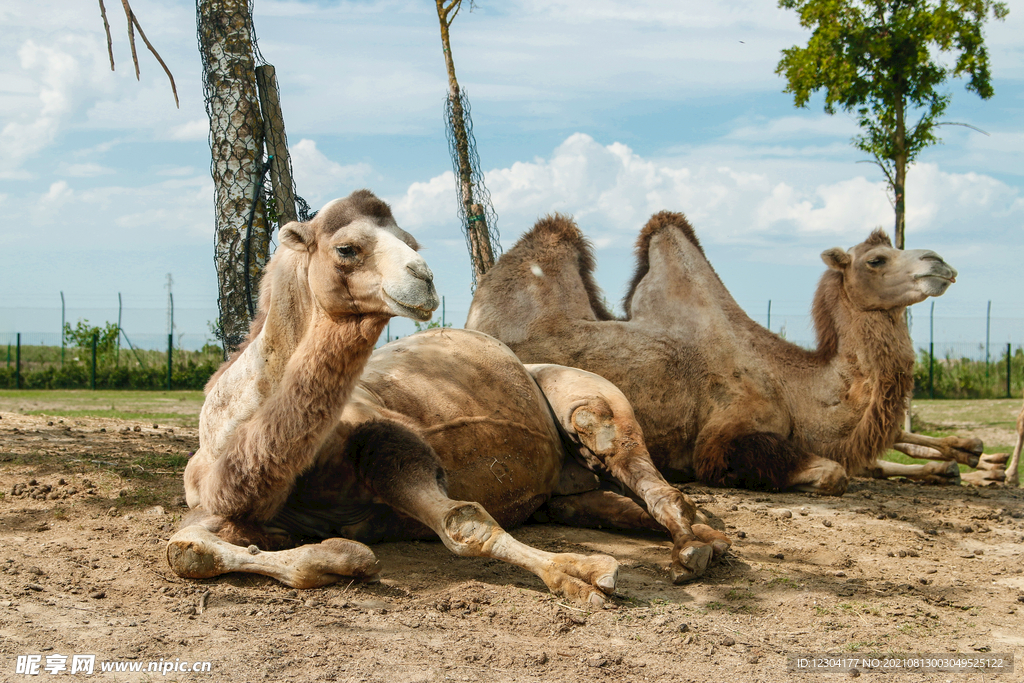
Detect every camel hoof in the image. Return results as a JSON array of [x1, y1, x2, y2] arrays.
[[671, 543, 713, 584], [167, 527, 229, 579], [597, 569, 617, 593]]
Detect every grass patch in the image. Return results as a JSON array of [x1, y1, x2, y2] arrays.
[[0, 389, 205, 428]]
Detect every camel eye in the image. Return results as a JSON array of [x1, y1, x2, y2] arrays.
[[867, 257, 886, 267], [335, 245, 358, 259]]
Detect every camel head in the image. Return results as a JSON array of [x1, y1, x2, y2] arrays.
[[821, 230, 957, 311], [280, 189, 439, 321]]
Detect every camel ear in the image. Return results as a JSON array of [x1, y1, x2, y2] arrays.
[[279, 221, 314, 252], [821, 247, 851, 271]]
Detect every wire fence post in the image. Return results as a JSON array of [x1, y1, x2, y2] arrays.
[[928, 301, 935, 399], [167, 333, 173, 391], [442, 296, 446, 327], [1008, 342, 1013, 399], [60, 291, 66, 367], [91, 332, 98, 390], [767, 300, 772, 331], [15, 333, 21, 390], [985, 300, 991, 379]]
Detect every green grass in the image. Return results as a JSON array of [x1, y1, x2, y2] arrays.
[[0, 389, 205, 428]]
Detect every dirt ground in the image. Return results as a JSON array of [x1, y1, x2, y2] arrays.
[[1, 404, 1022, 682]]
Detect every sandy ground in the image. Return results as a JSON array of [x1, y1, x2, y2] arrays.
[[1, 408, 1022, 682]]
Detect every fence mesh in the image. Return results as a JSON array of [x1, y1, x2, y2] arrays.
[[196, 0, 314, 352], [445, 89, 500, 287]]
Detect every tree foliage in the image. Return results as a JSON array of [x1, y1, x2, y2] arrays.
[[776, 0, 1008, 247], [63, 320, 120, 354]]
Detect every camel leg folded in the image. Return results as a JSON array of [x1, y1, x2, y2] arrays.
[[351, 420, 619, 607], [786, 455, 850, 495], [167, 525, 381, 589], [529, 364, 730, 585], [861, 458, 961, 485], [894, 430, 982, 467]]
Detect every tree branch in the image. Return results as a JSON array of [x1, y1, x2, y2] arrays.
[[120, 0, 140, 80], [98, 0, 115, 71], [933, 121, 991, 136], [130, 13, 179, 108]]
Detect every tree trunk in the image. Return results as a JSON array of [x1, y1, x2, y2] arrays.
[[435, 0, 495, 283], [893, 89, 907, 250], [198, 0, 271, 354]]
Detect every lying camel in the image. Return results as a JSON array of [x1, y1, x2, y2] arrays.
[[467, 212, 991, 494], [168, 191, 730, 602]]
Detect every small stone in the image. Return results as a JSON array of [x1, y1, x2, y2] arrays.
[[736, 531, 746, 539], [133, 426, 141, 432], [974, 549, 984, 555], [146, 506, 166, 516], [919, 578, 930, 585], [526, 652, 547, 666], [678, 623, 689, 633], [682, 634, 694, 645], [850, 668, 861, 677], [771, 553, 784, 560], [27, 567, 43, 576], [776, 509, 793, 519], [897, 550, 907, 558], [823, 519, 833, 528], [26, 583, 44, 591], [89, 590, 105, 599], [963, 525, 974, 533], [587, 657, 607, 668], [58, 478, 66, 485], [721, 636, 736, 646], [926, 568, 937, 574], [860, 491, 872, 499], [29, 479, 37, 486], [286, 590, 298, 598], [887, 551, 895, 557], [834, 571, 846, 577], [153, 424, 159, 429], [247, 545, 260, 555], [730, 505, 738, 511], [99, 428, 106, 433], [107, 507, 118, 517]]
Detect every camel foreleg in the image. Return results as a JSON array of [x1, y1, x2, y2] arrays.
[[894, 430, 982, 467], [860, 459, 961, 485], [166, 511, 380, 589], [349, 420, 619, 607], [1006, 400, 1023, 487], [528, 364, 730, 585]]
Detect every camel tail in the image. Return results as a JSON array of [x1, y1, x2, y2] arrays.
[[697, 432, 809, 491]]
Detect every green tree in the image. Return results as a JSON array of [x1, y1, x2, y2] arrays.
[[63, 320, 120, 355], [776, 0, 1008, 248]]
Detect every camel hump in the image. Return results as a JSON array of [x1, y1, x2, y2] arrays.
[[468, 213, 614, 334], [636, 211, 705, 257]]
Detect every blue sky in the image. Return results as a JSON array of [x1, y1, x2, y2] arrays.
[[1, 0, 1022, 350]]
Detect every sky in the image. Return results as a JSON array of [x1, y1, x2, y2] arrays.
[[1, 0, 1022, 351]]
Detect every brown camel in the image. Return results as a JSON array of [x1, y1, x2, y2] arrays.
[[466, 212, 990, 494], [167, 191, 730, 602]]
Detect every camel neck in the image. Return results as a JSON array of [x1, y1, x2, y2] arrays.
[[811, 274, 913, 466]]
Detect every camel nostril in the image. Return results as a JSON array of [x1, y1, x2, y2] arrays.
[[407, 261, 433, 282]]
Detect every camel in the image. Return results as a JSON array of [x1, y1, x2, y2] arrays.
[[1003, 396, 1022, 487], [167, 190, 730, 604], [466, 211, 996, 494]]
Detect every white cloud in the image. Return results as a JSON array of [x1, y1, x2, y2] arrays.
[[57, 162, 114, 177], [395, 133, 1023, 260], [290, 139, 373, 206], [169, 119, 209, 142]]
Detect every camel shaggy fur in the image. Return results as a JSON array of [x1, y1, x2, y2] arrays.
[[168, 191, 730, 602], [467, 211, 986, 494]]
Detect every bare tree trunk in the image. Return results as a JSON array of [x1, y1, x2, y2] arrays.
[[197, 0, 270, 354], [435, 0, 495, 283], [893, 90, 906, 250]]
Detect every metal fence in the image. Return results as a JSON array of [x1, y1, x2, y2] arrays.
[[2, 300, 1021, 397]]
